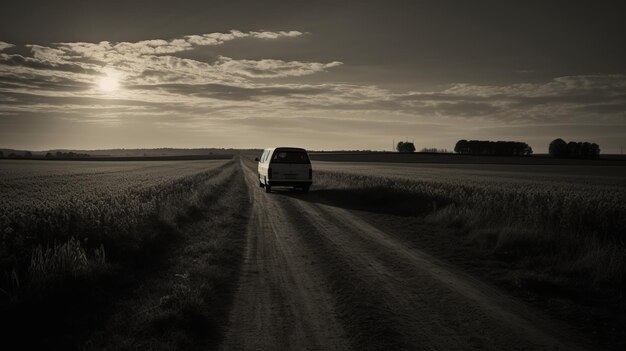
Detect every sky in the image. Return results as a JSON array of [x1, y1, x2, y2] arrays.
[[1, 0, 625, 152]]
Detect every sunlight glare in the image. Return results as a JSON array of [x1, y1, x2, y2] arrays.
[[97, 72, 120, 92]]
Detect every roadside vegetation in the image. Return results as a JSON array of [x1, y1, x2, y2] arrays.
[[87, 161, 250, 350], [312, 170, 626, 297], [311, 167, 626, 348], [0, 158, 250, 350]]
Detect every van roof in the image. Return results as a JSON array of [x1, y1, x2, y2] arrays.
[[264, 147, 308, 152]]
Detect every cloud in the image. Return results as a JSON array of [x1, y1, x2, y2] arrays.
[[0, 73, 91, 92], [1, 29, 625, 151], [0, 41, 14, 51], [250, 31, 303, 39], [0, 30, 330, 88], [426, 101, 503, 117], [442, 75, 626, 100], [112, 39, 193, 55], [214, 56, 343, 78], [127, 82, 328, 100], [393, 75, 626, 121], [59, 30, 304, 57], [0, 53, 99, 74], [26, 44, 68, 63], [183, 30, 303, 46]]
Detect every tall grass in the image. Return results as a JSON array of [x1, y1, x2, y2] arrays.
[[0, 161, 233, 298], [313, 170, 626, 294], [0, 159, 243, 349], [29, 238, 105, 278], [85, 161, 251, 350]]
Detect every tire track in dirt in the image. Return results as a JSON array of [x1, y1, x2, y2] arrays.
[[220, 161, 586, 350], [219, 161, 349, 351], [286, 198, 586, 350]]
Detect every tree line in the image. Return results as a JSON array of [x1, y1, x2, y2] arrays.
[[549, 138, 600, 159], [46, 151, 91, 158], [0, 151, 90, 159], [454, 140, 533, 156], [0, 151, 33, 159]]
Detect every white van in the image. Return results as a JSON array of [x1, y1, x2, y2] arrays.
[[256, 147, 312, 193]]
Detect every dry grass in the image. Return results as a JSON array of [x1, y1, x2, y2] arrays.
[[312, 170, 626, 295], [0, 159, 247, 350], [86, 161, 250, 351], [29, 238, 106, 281], [0, 160, 231, 297]]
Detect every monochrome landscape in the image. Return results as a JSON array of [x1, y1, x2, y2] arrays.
[[1, 1, 625, 350]]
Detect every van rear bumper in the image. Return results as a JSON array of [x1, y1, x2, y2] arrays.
[[267, 180, 312, 187]]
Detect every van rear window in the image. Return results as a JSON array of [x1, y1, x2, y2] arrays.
[[271, 151, 310, 164]]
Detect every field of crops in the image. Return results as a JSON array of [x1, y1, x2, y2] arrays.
[[0, 159, 228, 205], [0, 158, 257, 349], [313, 161, 626, 294], [0, 158, 234, 322], [3, 156, 625, 348], [313, 161, 626, 187]]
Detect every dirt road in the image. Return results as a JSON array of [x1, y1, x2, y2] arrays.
[[220, 161, 586, 350]]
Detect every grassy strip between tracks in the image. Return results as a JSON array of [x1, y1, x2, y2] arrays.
[[1, 159, 251, 350], [311, 170, 626, 350]]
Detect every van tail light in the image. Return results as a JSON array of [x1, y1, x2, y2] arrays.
[[309, 168, 312, 179], [268, 167, 272, 179]]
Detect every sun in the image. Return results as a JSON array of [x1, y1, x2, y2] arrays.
[[97, 72, 120, 92]]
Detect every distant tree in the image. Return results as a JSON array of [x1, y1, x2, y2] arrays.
[[24, 151, 32, 158], [420, 147, 450, 153], [56, 151, 63, 158], [8, 153, 17, 158], [0, 151, 3, 158], [45, 152, 53, 158], [549, 138, 568, 158], [549, 138, 600, 159], [396, 141, 416, 153], [567, 141, 580, 157], [524, 145, 533, 156], [454, 139, 532, 156], [454, 140, 470, 154], [590, 143, 600, 159]]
